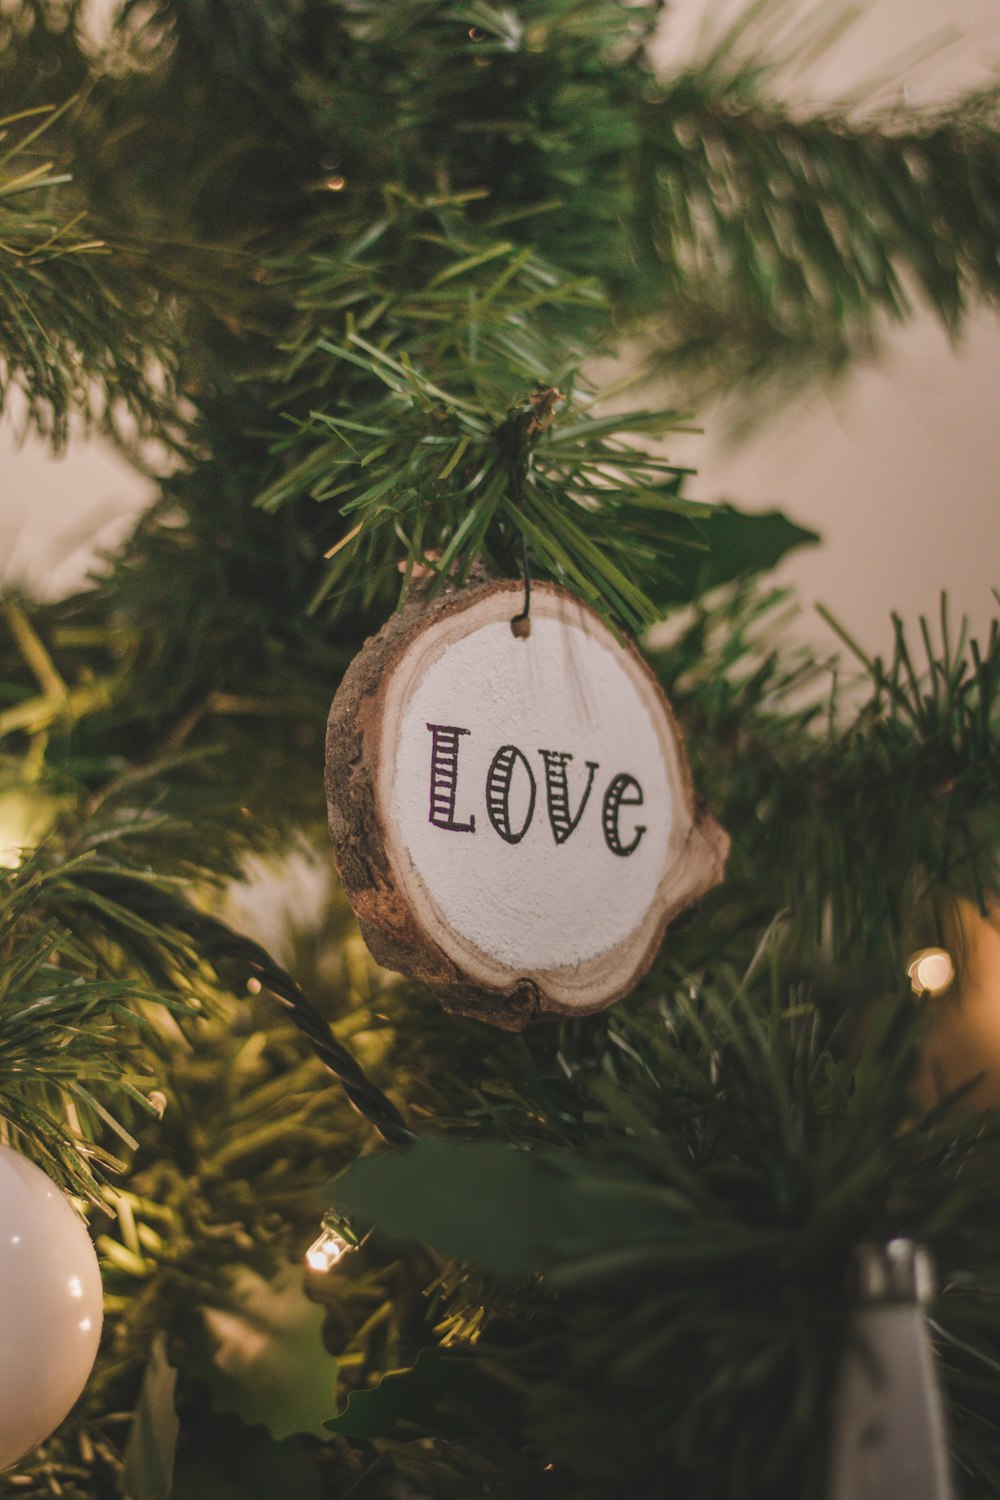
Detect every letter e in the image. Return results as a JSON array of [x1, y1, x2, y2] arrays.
[[602, 773, 646, 857]]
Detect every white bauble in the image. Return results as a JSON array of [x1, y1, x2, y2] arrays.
[[0, 1145, 103, 1470]]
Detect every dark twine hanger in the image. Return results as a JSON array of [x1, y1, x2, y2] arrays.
[[511, 531, 532, 639], [505, 386, 563, 641]]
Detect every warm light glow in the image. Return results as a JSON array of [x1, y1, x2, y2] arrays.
[[0, 804, 31, 869], [908, 947, 956, 998], [325, 174, 346, 192], [305, 1224, 351, 1273], [0, 789, 59, 868], [246, 977, 262, 995]]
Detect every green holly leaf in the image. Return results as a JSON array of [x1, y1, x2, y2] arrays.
[[653, 503, 819, 607], [121, 1335, 180, 1500], [327, 1141, 691, 1278], [196, 1263, 339, 1440], [326, 1347, 494, 1440]]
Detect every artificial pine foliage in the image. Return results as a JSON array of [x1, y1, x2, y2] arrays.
[[1, 2, 1000, 1496]]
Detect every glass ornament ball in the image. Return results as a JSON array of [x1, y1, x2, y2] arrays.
[[0, 1145, 103, 1470]]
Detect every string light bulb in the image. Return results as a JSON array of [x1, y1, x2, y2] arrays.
[[908, 948, 956, 998], [305, 1212, 357, 1273]]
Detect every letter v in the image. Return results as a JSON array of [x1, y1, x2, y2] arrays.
[[538, 750, 599, 845]]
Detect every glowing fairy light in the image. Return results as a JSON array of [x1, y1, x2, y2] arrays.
[[305, 1213, 357, 1273], [305, 1227, 349, 1272], [907, 947, 956, 998]]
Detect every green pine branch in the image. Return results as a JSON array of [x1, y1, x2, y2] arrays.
[[654, 589, 1000, 971], [257, 200, 803, 631], [275, 1, 1000, 397], [633, 73, 1000, 397], [0, 104, 182, 449], [5, 2, 1000, 460], [0, 850, 172, 1200]]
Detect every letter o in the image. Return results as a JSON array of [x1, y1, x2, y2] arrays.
[[486, 745, 537, 844]]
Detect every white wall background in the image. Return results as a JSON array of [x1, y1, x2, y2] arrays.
[[1, 0, 998, 660]]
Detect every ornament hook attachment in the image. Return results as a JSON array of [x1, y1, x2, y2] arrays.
[[505, 385, 561, 641], [511, 533, 532, 639]]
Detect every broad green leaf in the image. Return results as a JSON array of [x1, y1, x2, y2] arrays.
[[327, 1140, 701, 1278], [652, 504, 819, 608], [326, 1347, 494, 1440], [121, 1335, 180, 1500], [197, 1263, 338, 1440]]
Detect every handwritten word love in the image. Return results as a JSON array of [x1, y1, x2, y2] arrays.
[[425, 723, 647, 856]]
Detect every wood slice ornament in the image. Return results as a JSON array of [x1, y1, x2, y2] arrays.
[[326, 579, 728, 1030]]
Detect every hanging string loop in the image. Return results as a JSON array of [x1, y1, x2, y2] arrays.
[[503, 385, 563, 640]]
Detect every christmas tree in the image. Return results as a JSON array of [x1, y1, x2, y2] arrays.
[[2, 2, 1000, 1496]]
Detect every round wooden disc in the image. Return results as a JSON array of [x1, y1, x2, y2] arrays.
[[326, 579, 728, 1029]]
